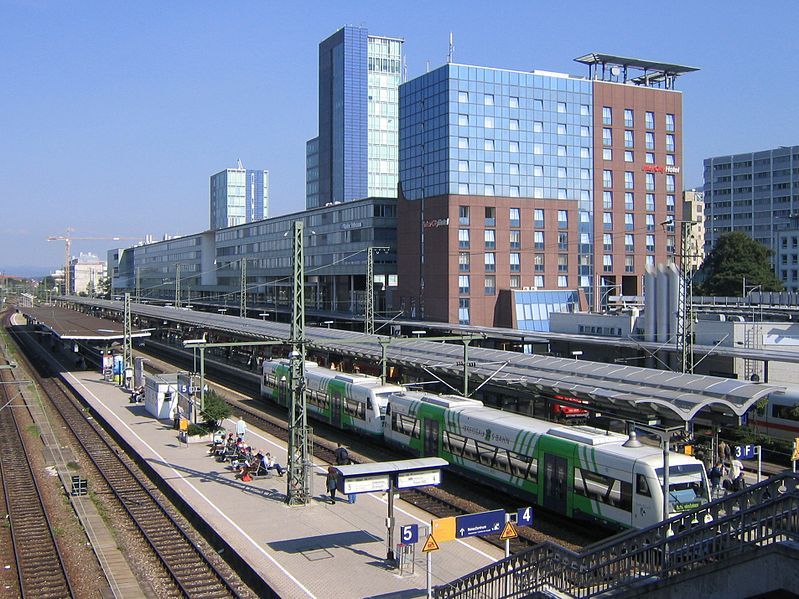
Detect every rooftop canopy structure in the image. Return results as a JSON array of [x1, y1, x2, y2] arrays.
[[574, 52, 699, 89]]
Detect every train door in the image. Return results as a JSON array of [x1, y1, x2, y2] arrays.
[[331, 391, 342, 427], [542, 454, 568, 514], [632, 466, 658, 528], [423, 418, 439, 457]]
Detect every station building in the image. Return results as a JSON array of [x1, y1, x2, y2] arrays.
[[210, 163, 269, 230]]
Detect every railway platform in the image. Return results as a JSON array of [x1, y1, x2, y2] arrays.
[[60, 368, 504, 598]]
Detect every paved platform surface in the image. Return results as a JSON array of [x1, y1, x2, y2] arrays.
[[63, 369, 504, 599]]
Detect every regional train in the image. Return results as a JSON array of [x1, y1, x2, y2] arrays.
[[261, 359, 709, 529]]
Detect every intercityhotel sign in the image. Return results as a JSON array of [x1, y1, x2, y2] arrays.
[[642, 164, 680, 174], [423, 218, 450, 229]]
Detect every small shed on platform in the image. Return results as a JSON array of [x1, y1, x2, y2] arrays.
[[145, 373, 179, 420]]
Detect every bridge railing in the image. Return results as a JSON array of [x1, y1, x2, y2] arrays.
[[434, 473, 799, 599]]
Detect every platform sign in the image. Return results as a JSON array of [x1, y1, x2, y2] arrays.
[[736, 444, 756, 460], [432, 516, 456, 542], [342, 474, 390, 494], [397, 468, 441, 489], [421, 535, 439, 553], [517, 506, 534, 527], [455, 509, 505, 539], [400, 524, 419, 545]]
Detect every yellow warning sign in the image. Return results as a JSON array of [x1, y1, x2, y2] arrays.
[[431, 516, 456, 542], [421, 534, 439, 553], [499, 521, 518, 541]]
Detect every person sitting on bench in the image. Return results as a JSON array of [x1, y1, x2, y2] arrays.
[[265, 453, 285, 476]]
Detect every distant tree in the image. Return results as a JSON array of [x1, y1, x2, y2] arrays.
[[695, 232, 784, 296], [98, 276, 111, 299], [199, 389, 231, 431]]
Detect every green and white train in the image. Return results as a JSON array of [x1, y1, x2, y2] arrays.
[[384, 391, 709, 529], [261, 359, 403, 436]]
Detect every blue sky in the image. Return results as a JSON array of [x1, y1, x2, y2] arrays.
[[2, 0, 797, 275]]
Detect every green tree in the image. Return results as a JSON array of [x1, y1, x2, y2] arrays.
[[695, 232, 784, 296], [199, 389, 231, 431]]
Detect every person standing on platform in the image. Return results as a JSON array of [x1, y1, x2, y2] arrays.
[[236, 417, 247, 440], [326, 467, 339, 504], [335, 444, 350, 466]]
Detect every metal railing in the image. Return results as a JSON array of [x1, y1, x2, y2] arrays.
[[435, 473, 799, 598]]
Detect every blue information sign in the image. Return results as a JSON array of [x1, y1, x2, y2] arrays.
[[400, 524, 419, 545], [517, 506, 534, 527], [455, 509, 505, 538], [736, 444, 756, 460]]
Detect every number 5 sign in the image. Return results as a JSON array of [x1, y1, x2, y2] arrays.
[[400, 524, 419, 545]]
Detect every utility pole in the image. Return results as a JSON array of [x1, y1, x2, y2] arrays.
[[365, 247, 389, 335], [175, 263, 181, 308], [287, 221, 311, 505], [666, 218, 699, 373], [123, 293, 132, 387], [240, 257, 247, 318]]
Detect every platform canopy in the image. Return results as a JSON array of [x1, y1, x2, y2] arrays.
[[18, 305, 150, 341]]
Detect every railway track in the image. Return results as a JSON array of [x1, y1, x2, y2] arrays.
[[0, 367, 74, 598], [6, 322, 249, 598]]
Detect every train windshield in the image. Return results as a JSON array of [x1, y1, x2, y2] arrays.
[[656, 463, 708, 512], [375, 392, 393, 418]]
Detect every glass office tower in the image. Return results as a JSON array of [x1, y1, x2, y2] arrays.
[[307, 25, 403, 208], [210, 167, 269, 230]]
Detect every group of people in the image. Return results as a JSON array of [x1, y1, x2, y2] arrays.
[[209, 425, 286, 483], [708, 440, 747, 498], [128, 386, 145, 403]]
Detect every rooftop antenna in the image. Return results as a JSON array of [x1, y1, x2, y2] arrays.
[[237, 158, 244, 170], [447, 32, 454, 64]]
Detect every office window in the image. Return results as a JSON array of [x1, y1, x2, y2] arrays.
[[510, 186, 520, 198], [510, 253, 521, 272], [485, 162, 495, 174], [646, 172, 655, 191], [558, 167, 567, 178], [484, 93, 494, 106], [603, 191, 613, 209], [557, 145, 567, 157], [510, 163, 520, 175], [534, 275, 544, 287], [580, 104, 590, 116], [533, 165, 543, 176], [459, 114, 469, 126], [510, 119, 519, 130], [558, 254, 568, 272], [625, 192, 634, 210], [534, 231, 544, 249], [625, 255, 634, 272], [459, 160, 469, 172], [646, 152, 655, 164], [603, 128, 612, 146], [459, 183, 469, 194], [580, 125, 590, 137], [558, 232, 568, 250], [459, 275, 470, 294], [458, 91, 469, 103], [645, 111, 654, 129], [459, 205, 470, 225], [509, 208, 520, 227], [667, 236, 675, 253], [602, 106, 612, 125], [603, 255, 613, 272], [557, 275, 568, 288], [534, 253, 545, 272], [580, 168, 590, 180], [645, 131, 654, 150], [458, 298, 470, 324], [666, 113, 675, 132], [624, 171, 634, 189], [484, 139, 495, 151], [624, 130, 634, 148], [509, 230, 521, 249], [484, 275, 496, 295], [534, 209, 544, 228], [484, 252, 496, 272], [509, 96, 519, 108], [666, 154, 675, 166], [603, 148, 613, 160], [666, 134, 675, 152], [624, 151, 634, 162], [625, 213, 634, 230], [603, 212, 613, 229], [485, 116, 494, 129], [646, 235, 655, 252], [666, 194, 675, 213], [484, 229, 496, 249], [557, 123, 567, 135], [558, 210, 568, 228], [558, 188, 567, 200], [534, 99, 544, 110], [484, 184, 494, 196], [646, 193, 655, 211], [533, 143, 543, 155], [624, 109, 634, 127], [557, 101, 567, 113], [581, 147, 590, 159], [603, 233, 613, 251], [510, 275, 521, 289], [509, 141, 519, 153], [459, 228, 470, 248], [646, 214, 655, 231], [646, 255, 654, 266], [485, 206, 496, 226], [534, 121, 543, 133], [666, 174, 675, 192], [603, 170, 612, 188], [459, 252, 470, 272], [625, 234, 634, 252], [458, 137, 469, 149]]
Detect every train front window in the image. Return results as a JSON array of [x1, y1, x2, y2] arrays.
[[656, 464, 708, 511]]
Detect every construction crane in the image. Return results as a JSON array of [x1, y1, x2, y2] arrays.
[[47, 229, 142, 295]]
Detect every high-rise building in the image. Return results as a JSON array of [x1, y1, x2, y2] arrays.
[[396, 55, 696, 327], [210, 164, 269, 230], [306, 25, 403, 209], [70, 252, 106, 296], [703, 145, 799, 287]]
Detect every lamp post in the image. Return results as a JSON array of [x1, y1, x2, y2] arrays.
[[365, 246, 390, 335], [743, 279, 763, 382]]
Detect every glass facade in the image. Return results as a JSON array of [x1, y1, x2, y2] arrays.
[[513, 289, 581, 332], [308, 26, 403, 208], [210, 168, 269, 230]]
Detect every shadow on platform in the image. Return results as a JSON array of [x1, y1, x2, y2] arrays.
[[268, 530, 391, 568]]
